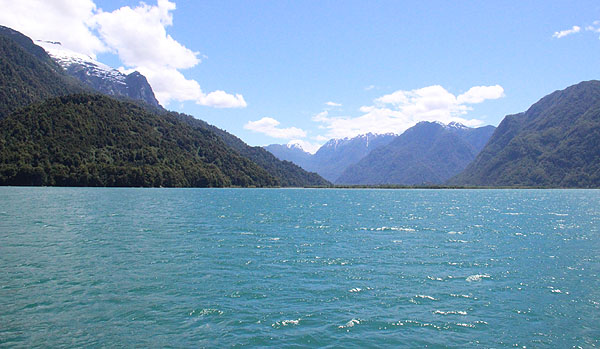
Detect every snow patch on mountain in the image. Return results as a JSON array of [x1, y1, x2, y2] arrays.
[[321, 132, 396, 150], [37, 40, 126, 85]]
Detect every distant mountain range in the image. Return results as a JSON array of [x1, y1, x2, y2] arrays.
[[337, 122, 495, 185], [265, 133, 396, 182], [266, 124, 495, 185], [450, 80, 600, 188], [0, 25, 328, 187]]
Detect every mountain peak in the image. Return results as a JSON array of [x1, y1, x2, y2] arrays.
[[35, 40, 160, 108], [446, 121, 469, 129], [286, 141, 306, 152]]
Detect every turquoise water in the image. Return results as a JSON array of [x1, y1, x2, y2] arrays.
[[1, 188, 599, 347]]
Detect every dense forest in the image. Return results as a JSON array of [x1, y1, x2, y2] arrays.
[[450, 80, 600, 188], [176, 113, 329, 187], [0, 94, 280, 187], [0, 25, 329, 188], [0, 26, 86, 118]]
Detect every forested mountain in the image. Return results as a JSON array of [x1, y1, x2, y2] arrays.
[[0, 25, 329, 187], [265, 133, 396, 182], [336, 122, 495, 185], [0, 94, 278, 187], [0, 26, 85, 118], [177, 114, 330, 187], [450, 80, 600, 187]]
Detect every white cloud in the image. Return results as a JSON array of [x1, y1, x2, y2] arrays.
[[125, 66, 247, 108], [553, 25, 581, 38], [364, 85, 376, 91], [0, 0, 246, 108], [93, 0, 198, 70], [325, 101, 342, 107], [313, 84, 504, 139], [457, 85, 505, 104], [244, 117, 307, 139], [586, 21, 600, 35], [0, 0, 105, 57]]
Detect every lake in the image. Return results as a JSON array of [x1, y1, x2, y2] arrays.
[[1, 188, 599, 347]]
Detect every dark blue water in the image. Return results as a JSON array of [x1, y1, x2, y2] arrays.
[[1, 188, 599, 347]]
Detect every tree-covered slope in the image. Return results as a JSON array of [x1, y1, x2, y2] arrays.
[[0, 94, 279, 187], [176, 113, 330, 187], [0, 26, 85, 118], [336, 122, 494, 185], [450, 80, 600, 188]]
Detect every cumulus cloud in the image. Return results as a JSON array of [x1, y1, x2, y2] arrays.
[[93, 0, 198, 70], [457, 85, 505, 104], [0, 0, 246, 108], [313, 84, 504, 139], [553, 25, 581, 38], [0, 0, 104, 57], [325, 101, 342, 107], [244, 117, 307, 139]]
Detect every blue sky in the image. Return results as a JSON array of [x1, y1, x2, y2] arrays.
[[1, 1, 599, 152]]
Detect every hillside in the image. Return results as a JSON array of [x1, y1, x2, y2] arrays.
[[0, 94, 278, 187], [0, 26, 85, 117], [0, 25, 328, 187], [176, 114, 330, 187], [450, 80, 600, 187], [336, 122, 495, 185]]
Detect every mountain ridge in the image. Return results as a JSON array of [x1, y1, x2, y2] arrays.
[[265, 132, 396, 182], [336, 122, 495, 185], [449, 80, 600, 187], [38, 41, 161, 108]]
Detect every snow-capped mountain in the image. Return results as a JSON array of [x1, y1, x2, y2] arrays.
[[265, 132, 396, 182], [336, 121, 496, 185], [263, 143, 313, 169], [37, 41, 160, 108]]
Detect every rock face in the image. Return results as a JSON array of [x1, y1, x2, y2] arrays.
[[336, 122, 495, 185], [38, 41, 160, 108], [450, 80, 600, 188], [265, 133, 396, 183]]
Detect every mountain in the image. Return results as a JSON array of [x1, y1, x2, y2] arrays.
[[336, 122, 495, 185], [0, 94, 278, 187], [38, 41, 160, 108], [450, 80, 600, 188], [265, 133, 396, 182], [0, 26, 328, 187], [0, 26, 86, 117], [176, 114, 330, 187], [263, 143, 313, 169]]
